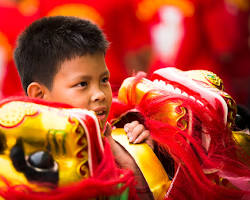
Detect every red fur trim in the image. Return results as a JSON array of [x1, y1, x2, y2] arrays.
[[108, 98, 133, 122], [139, 91, 250, 199], [0, 96, 74, 108], [112, 73, 250, 199]]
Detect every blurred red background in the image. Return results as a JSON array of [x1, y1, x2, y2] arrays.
[[0, 0, 249, 108]]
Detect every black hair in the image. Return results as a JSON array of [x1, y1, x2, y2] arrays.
[[14, 16, 109, 92]]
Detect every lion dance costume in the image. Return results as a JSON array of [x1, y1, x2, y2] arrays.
[[110, 67, 250, 199], [0, 67, 249, 200], [0, 98, 136, 199]]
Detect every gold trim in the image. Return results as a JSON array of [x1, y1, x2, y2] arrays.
[[232, 130, 250, 156], [112, 128, 171, 200]]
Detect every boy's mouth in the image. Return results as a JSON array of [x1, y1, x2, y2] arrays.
[[95, 110, 106, 119], [93, 107, 107, 121]]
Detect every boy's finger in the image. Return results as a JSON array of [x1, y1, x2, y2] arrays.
[[124, 121, 139, 134], [134, 130, 154, 150], [133, 130, 150, 144], [104, 122, 112, 136], [128, 124, 145, 142], [145, 137, 154, 150]]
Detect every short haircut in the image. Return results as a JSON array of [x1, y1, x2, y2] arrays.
[[14, 16, 109, 92]]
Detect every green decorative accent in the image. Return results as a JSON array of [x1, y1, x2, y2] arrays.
[[62, 132, 67, 154], [109, 185, 129, 200], [207, 74, 215, 79], [52, 130, 59, 153], [47, 129, 67, 154], [205, 72, 222, 89]]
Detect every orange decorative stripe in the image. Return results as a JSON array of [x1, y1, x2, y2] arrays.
[[226, 0, 249, 11], [17, 0, 39, 16], [0, 32, 12, 62], [47, 4, 104, 27], [136, 0, 195, 21]]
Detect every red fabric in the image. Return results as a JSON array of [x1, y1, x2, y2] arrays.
[[1, 60, 24, 98], [135, 0, 209, 73], [0, 139, 137, 200], [140, 0, 250, 106], [201, 0, 250, 105], [0, 3, 39, 99], [0, 96, 75, 108]]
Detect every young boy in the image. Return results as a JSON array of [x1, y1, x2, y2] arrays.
[[14, 16, 153, 199]]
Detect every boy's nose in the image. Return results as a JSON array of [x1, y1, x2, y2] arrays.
[[91, 88, 105, 102]]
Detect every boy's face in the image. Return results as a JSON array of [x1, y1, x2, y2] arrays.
[[44, 53, 112, 128]]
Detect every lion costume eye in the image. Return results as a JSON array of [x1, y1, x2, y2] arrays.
[[10, 138, 59, 185], [27, 151, 56, 171]]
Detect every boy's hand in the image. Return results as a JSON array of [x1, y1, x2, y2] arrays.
[[105, 123, 154, 200], [124, 121, 154, 150]]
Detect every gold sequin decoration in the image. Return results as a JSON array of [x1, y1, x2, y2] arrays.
[[0, 102, 38, 127], [220, 91, 237, 128], [205, 72, 224, 90]]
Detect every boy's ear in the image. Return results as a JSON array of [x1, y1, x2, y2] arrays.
[[27, 82, 46, 99]]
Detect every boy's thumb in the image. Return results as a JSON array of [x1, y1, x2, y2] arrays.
[[103, 122, 112, 136]]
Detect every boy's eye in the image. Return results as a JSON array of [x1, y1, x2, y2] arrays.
[[77, 81, 88, 87], [101, 77, 109, 83]]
